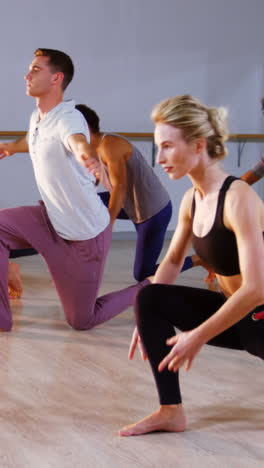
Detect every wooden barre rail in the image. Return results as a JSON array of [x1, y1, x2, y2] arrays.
[[1, 131, 264, 140], [1, 132, 264, 167]]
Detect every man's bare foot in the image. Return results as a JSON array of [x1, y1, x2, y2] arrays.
[[119, 405, 186, 437], [8, 263, 23, 299]]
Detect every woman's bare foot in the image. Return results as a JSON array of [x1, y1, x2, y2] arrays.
[[119, 404, 186, 437], [8, 263, 23, 299]]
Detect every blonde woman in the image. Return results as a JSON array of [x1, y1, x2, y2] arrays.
[[120, 95, 264, 436]]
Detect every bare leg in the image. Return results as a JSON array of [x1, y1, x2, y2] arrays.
[[8, 263, 23, 299], [119, 404, 186, 437]]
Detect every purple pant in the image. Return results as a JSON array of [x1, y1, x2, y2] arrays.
[[0, 203, 149, 331]]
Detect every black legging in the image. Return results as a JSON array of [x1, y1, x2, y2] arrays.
[[135, 284, 264, 405]]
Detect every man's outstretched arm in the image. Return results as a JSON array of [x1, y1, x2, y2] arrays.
[[0, 136, 29, 159]]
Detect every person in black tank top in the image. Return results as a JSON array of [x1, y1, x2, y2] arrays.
[[192, 175, 241, 276], [119, 95, 264, 437]]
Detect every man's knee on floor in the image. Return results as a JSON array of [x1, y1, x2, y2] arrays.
[[0, 319, 13, 333], [66, 316, 95, 331]]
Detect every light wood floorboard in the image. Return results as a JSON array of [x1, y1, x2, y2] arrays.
[[1, 240, 263, 468]]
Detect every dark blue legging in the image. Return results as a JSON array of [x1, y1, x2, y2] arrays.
[[98, 192, 193, 281]]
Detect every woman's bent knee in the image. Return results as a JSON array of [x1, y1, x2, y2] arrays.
[[135, 284, 164, 323]]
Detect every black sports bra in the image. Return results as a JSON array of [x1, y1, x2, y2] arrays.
[[192, 176, 241, 276]]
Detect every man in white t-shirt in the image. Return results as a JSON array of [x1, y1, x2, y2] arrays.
[[0, 48, 149, 331]]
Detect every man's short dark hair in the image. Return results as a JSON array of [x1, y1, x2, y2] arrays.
[[34, 48, 74, 91], [75, 104, 100, 133]]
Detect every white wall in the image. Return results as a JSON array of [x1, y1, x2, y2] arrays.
[[0, 0, 263, 231]]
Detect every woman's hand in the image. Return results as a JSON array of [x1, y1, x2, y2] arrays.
[[158, 330, 204, 373], [128, 327, 148, 361]]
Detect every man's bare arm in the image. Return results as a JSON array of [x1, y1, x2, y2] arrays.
[[99, 137, 129, 223], [241, 157, 264, 185], [0, 136, 29, 159], [240, 170, 260, 185], [68, 133, 95, 165]]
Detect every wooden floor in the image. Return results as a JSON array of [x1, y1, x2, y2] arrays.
[[1, 240, 263, 468]]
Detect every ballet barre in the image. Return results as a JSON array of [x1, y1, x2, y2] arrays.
[[1, 131, 264, 167]]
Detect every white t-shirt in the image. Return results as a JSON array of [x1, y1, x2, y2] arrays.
[[27, 100, 110, 240]]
